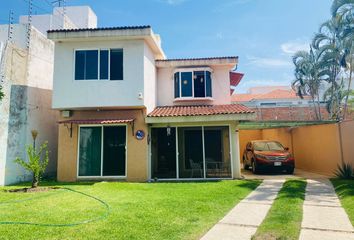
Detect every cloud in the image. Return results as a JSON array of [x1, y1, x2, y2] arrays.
[[281, 40, 310, 55], [157, 0, 187, 5], [246, 55, 292, 68], [216, 32, 223, 39]]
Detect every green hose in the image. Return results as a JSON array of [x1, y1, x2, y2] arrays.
[[0, 187, 110, 227]]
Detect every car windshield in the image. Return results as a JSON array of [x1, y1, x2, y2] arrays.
[[253, 142, 284, 151]]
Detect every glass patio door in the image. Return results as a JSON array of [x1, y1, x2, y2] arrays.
[[78, 126, 126, 177], [178, 127, 204, 178], [103, 126, 126, 176], [204, 127, 231, 178], [151, 128, 177, 179], [150, 126, 232, 179]]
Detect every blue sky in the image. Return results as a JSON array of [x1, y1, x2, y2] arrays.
[[0, 0, 332, 93]]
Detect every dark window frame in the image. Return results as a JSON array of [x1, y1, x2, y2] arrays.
[[74, 48, 123, 81], [174, 70, 212, 98]]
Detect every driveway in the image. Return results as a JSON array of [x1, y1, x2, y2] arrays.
[[241, 168, 329, 180]]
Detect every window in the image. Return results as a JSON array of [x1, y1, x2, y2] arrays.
[[260, 102, 276, 106], [75, 49, 123, 80], [174, 70, 212, 98]]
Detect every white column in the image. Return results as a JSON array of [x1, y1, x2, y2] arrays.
[[230, 123, 241, 179]]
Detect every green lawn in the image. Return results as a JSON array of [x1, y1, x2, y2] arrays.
[[331, 179, 354, 225], [252, 179, 306, 240], [0, 180, 260, 240]]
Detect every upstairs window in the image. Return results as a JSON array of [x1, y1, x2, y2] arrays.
[[75, 49, 123, 80], [174, 70, 212, 98]]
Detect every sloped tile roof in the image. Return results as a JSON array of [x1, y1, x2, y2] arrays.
[[156, 56, 238, 61], [58, 118, 135, 124], [47, 25, 151, 33], [147, 104, 254, 117], [231, 89, 306, 102]]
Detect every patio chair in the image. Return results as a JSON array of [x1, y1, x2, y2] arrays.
[[189, 158, 203, 178]]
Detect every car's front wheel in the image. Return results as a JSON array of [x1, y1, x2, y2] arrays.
[[243, 157, 249, 170], [252, 160, 259, 174]]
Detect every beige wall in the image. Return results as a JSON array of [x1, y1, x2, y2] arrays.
[[262, 128, 293, 154], [339, 121, 354, 166], [57, 109, 148, 182], [239, 130, 262, 161], [239, 121, 354, 176], [292, 124, 341, 176]]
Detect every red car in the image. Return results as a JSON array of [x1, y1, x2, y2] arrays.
[[243, 140, 295, 174]]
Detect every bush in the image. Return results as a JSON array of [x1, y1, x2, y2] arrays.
[[335, 162, 354, 179], [14, 141, 49, 188]]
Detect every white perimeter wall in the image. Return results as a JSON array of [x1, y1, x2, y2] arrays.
[[0, 27, 58, 185]]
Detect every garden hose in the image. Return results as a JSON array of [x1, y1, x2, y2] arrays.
[[0, 187, 110, 227]]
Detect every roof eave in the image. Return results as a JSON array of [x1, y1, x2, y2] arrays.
[[155, 57, 238, 68], [146, 113, 256, 124], [47, 27, 165, 59]]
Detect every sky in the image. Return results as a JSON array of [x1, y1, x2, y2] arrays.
[[0, 0, 333, 93]]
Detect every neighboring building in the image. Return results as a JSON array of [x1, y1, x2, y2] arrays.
[[0, 6, 96, 186], [232, 86, 312, 108], [232, 86, 328, 121], [48, 26, 254, 182], [19, 6, 97, 36]]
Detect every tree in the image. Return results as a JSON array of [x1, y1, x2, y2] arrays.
[[292, 48, 328, 120], [312, 18, 345, 118], [331, 0, 354, 119], [14, 141, 49, 188]]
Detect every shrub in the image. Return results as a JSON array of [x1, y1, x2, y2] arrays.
[[14, 141, 49, 188], [335, 162, 354, 180]]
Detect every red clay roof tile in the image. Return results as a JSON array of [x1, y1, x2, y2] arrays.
[[147, 104, 253, 117]]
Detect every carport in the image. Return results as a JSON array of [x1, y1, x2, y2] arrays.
[[236, 120, 353, 177]]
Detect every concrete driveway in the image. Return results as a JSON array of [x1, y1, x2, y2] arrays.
[[241, 168, 329, 180]]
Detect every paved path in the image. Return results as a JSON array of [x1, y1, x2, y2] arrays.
[[299, 179, 354, 240], [200, 179, 285, 240]]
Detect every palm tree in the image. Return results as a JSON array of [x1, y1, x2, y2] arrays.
[[292, 48, 327, 120], [331, 0, 354, 119], [312, 18, 344, 118]]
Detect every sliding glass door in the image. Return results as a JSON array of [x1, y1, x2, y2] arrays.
[[151, 126, 232, 179], [178, 127, 204, 178], [78, 127, 102, 176], [204, 127, 231, 178], [78, 126, 126, 177], [151, 128, 176, 179]]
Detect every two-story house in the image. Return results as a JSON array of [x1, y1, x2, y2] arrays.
[[48, 26, 254, 182]]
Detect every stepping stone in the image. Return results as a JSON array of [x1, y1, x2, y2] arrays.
[[300, 179, 354, 240], [201, 180, 285, 240]]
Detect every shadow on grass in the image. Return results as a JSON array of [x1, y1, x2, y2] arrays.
[[276, 180, 306, 200]]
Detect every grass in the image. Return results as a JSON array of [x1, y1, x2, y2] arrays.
[[0, 180, 260, 240], [331, 179, 354, 225], [252, 179, 306, 240]]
